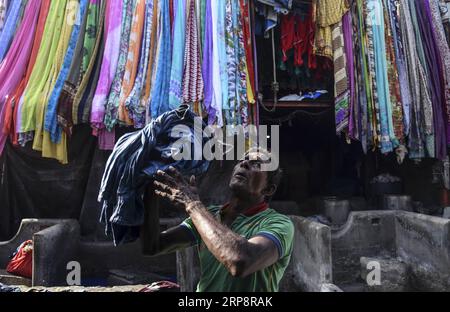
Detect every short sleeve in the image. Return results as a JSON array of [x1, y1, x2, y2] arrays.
[[180, 205, 222, 246], [255, 214, 295, 259]]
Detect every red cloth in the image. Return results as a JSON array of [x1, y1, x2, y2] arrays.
[[221, 202, 269, 217], [280, 8, 318, 69], [6, 240, 33, 279], [240, 0, 256, 93]]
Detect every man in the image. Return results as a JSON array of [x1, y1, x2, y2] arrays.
[[148, 149, 294, 292]]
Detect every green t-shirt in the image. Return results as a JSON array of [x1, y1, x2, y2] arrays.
[[181, 205, 295, 292]]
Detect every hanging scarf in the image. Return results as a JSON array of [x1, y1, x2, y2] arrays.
[[382, 0, 404, 145], [237, 3, 249, 127], [55, 0, 101, 133], [429, 0, 450, 146], [73, 0, 106, 125], [225, 0, 238, 125], [104, 0, 135, 131], [202, 0, 214, 125], [150, 0, 172, 119], [33, 0, 77, 164], [90, 0, 123, 131], [416, 0, 447, 160], [387, 0, 411, 138], [118, 0, 146, 126], [20, 0, 68, 135], [0, 0, 42, 154], [313, 0, 348, 59], [125, 0, 154, 129], [44, 0, 89, 144], [5, 0, 50, 148], [400, 0, 429, 158], [140, 0, 158, 124], [333, 18, 349, 134], [182, 0, 204, 106], [211, 0, 226, 127], [168, 0, 186, 110], [0, 0, 23, 62], [241, 0, 256, 112]]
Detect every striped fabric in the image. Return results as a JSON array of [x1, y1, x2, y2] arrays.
[[182, 0, 204, 105]]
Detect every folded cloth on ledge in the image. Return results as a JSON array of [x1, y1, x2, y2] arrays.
[[98, 105, 210, 245]]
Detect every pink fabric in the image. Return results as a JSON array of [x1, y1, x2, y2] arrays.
[[0, 0, 42, 153], [90, 0, 123, 130]]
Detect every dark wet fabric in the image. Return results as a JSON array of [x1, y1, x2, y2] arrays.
[[98, 106, 210, 246]]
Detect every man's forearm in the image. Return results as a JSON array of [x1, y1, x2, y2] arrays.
[[186, 201, 251, 277]]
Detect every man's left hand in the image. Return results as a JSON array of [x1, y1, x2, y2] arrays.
[[153, 166, 201, 211]]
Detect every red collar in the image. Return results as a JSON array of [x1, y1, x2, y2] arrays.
[[221, 202, 269, 217]]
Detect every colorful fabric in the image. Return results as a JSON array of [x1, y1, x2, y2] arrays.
[[20, 0, 68, 135], [211, 0, 227, 127], [33, 0, 77, 164], [73, 0, 106, 125], [44, 0, 89, 144], [150, 0, 172, 120], [382, 0, 404, 144], [104, 0, 135, 131], [90, 0, 123, 131], [333, 18, 349, 134], [117, 0, 146, 126], [202, 0, 214, 124], [55, 0, 91, 136], [0, 0, 42, 154], [0, 0, 23, 62], [429, 0, 450, 145], [416, 0, 447, 160], [125, 0, 154, 129], [182, 0, 204, 105], [140, 0, 159, 125], [5, 0, 50, 148], [313, 0, 349, 59], [168, 0, 186, 110]]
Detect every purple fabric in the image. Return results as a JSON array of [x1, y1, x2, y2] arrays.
[[90, 0, 123, 131], [202, 0, 214, 125], [417, 0, 447, 159], [342, 12, 354, 138], [0, 0, 41, 154]]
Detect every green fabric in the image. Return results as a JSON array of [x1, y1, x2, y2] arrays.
[[182, 205, 294, 292], [20, 0, 68, 133], [80, 0, 101, 81]]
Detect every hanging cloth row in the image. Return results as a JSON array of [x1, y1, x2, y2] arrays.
[[0, 0, 259, 164]]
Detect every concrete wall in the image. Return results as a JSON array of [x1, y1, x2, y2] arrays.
[[395, 212, 450, 291], [331, 211, 397, 285], [33, 220, 80, 286], [279, 216, 334, 292]]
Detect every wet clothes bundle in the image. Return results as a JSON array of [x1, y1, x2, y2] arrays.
[[98, 105, 210, 245]]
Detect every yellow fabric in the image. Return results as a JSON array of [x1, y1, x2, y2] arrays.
[[34, 0, 76, 164], [313, 0, 349, 59], [20, 0, 68, 133], [245, 66, 255, 104]]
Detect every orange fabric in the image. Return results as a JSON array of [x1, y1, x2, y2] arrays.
[[118, 0, 146, 125], [3, 0, 51, 145], [142, 2, 158, 103]]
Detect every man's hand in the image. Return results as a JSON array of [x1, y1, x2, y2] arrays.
[[153, 166, 201, 212]]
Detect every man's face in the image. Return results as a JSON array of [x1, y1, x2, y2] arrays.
[[229, 152, 270, 200]]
